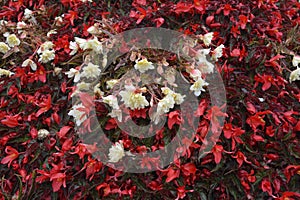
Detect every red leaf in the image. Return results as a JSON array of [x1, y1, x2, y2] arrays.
[[212, 144, 223, 164], [168, 111, 182, 129], [261, 179, 272, 196], [166, 168, 180, 182], [153, 17, 164, 28], [62, 138, 73, 151], [79, 92, 94, 108], [1, 115, 19, 127], [105, 118, 117, 130], [246, 102, 256, 114], [195, 99, 207, 116], [30, 127, 38, 139], [57, 126, 72, 138], [181, 163, 196, 176], [230, 48, 240, 57]]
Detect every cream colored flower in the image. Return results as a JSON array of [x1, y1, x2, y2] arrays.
[[106, 79, 118, 89], [190, 77, 209, 96], [201, 32, 214, 46], [103, 95, 119, 109], [54, 16, 64, 26], [212, 44, 225, 61], [119, 85, 149, 110], [24, 8, 33, 19], [289, 67, 300, 83], [108, 141, 125, 163], [68, 103, 87, 126], [65, 68, 81, 82], [69, 41, 78, 56], [0, 68, 14, 77], [81, 63, 101, 79], [157, 94, 175, 114], [47, 30, 57, 37], [161, 87, 185, 105], [76, 82, 90, 91], [94, 83, 104, 96], [0, 42, 10, 54], [87, 26, 100, 35], [134, 58, 155, 73], [196, 49, 214, 74], [188, 68, 202, 81], [38, 49, 55, 63], [292, 55, 300, 67], [5, 33, 20, 47], [38, 129, 50, 139], [22, 59, 37, 71], [108, 109, 122, 122], [37, 41, 54, 54], [17, 21, 27, 31], [54, 67, 62, 75], [75, 37, 102, 53]]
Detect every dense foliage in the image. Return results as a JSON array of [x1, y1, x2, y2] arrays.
[[0, 0, 299, 199]]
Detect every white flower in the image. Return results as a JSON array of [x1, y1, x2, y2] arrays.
[[37, 129, 49, 139], [47, 29, 57, 37], [157, 94, 175, 114], [75, 37, 102, 53], [54, 16, 64, 26], [195, 49, 214, 74], [134, 58, 155, 73], [87, 26, 100, 35], [119, 85, 149, 110], [54, 67, 62, 75], [5, 33, 20, 47], [65, 68, 81, 82], [0, 20, 8, 26], [201, 32, 214, 46], [289, 67, 300, 83], [69, 41, 78, 55], [37, 41, 54, 54], [0, 42, 10, 54], [106, 79, 118, 89], [190, 77, 209, 96], [81, 63, 101, 79], [161, 87, 185, 104], [24, 8, 33, 19], [76, 82, 90, 91], [0, 68, 14, 77], [81, 0, 93, 2], [108, 141, 125, 163], [16, 21, 27, 31], [103, 95, 119, 109], [68, 103, 87, 126], [94, 83, 104, 96], [108, 109, 122, 121], [38, 49, 55, 63], [22, 59, 37, 71], [188, 69, 202, 81], [292, 55, 300, 67], [212, 44, 225, 61]]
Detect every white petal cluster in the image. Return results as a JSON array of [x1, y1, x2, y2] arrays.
[[69, 41, 78, 55], [37, 129, 50, 139], [81, 62, 101, 79], [76, 82, 90, 91], [212, 44, 225, 61], [108, 141, 125, 163], [4, 33, 20, 47], [289, 68, 300, 83], [119, 85, 149, 110], [103, 95, 122, 121], [161, 87, 185, 105], [87, 24, 101, 35], [190, 77, 209, 96], [106, 79, 118, 89], [201, 32, 214, 46], [75, 37, 102, 53], [24, 8, 33, 19], [65, 68, 81, 82], [22, 59, 37, 71], [196, 49, 214, 74], [37, 41, 55, 63], [134, 58, 155, 73], [0, 42, 10, 54], [292, 55, 300, 67], [68, 103, 87, 126], [0, 68, 14, 77]]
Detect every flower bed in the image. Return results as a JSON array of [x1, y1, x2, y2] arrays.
[[0, 0, 299, 199]]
